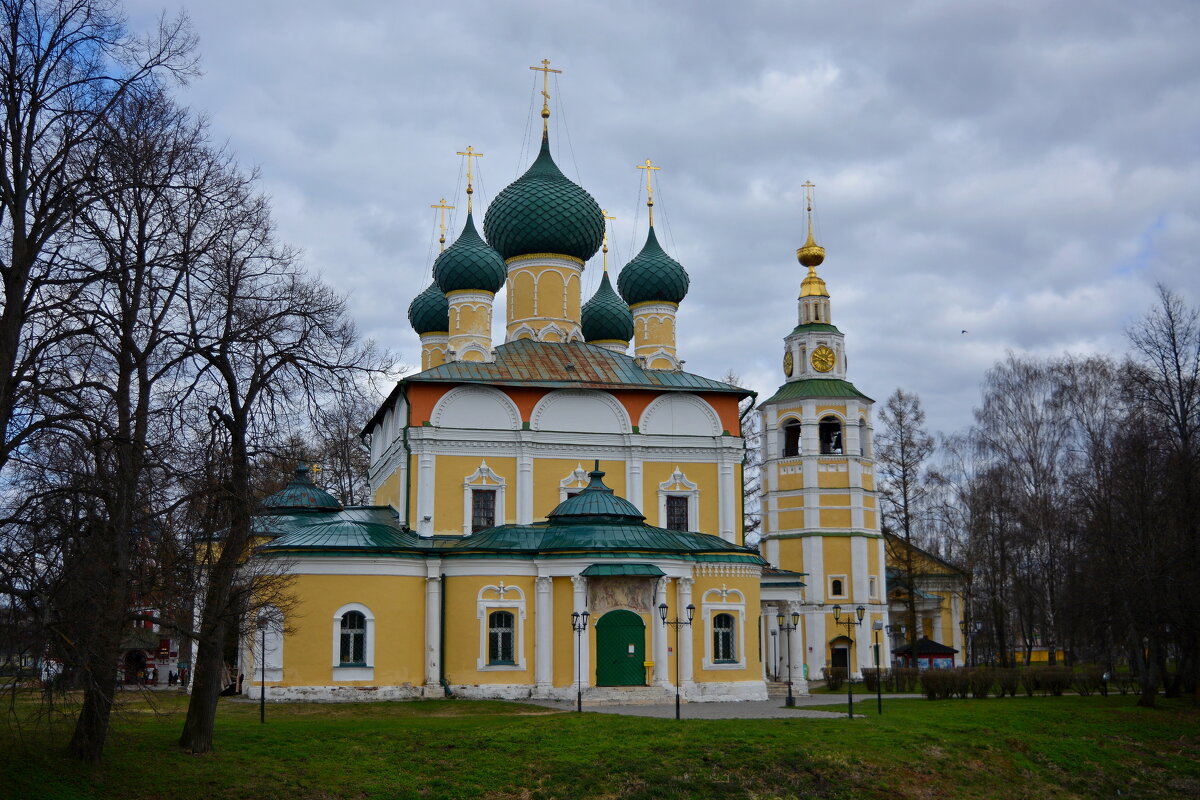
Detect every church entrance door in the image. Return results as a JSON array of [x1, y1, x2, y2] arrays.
[[595, 610, 646, 686]]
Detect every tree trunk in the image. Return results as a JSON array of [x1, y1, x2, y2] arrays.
[[1136, 634, 1159, 709], [178, 615, 229, 754]]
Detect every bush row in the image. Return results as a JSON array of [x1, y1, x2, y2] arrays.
[[823, 666, 1128, 699]]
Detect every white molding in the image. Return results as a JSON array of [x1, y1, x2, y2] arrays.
[[476, 582, 528, 671], [431, 385, 521, 431], [657, 466, 700, 530], [559, 463, 590, 502], [463, 460, 507, 535], [701, 586, 747, 670], [331, 602, 375, 676], [530, 389, 632, 434], [639, 394, 722, 436]]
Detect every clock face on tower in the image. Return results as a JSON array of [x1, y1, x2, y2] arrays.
[[783, 351, 794, 376], [811, 345, 836, 373]]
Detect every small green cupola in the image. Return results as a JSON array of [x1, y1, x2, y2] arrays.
[[261, 464, 343, 514], [546, 464, 645, 523], [581, 272, 634, 346], [483, 131, 605, 262], [617, 225, 690, 305], [408, 281, 449, 335], [432, 211, 507, 294]]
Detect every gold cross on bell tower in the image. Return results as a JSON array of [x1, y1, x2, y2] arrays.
[[529, 58, 562, 130], [601, 210, 617, 272], [456, 146, 484, 212], [431, 197, 455, 252], [637, 159, 662, 226]]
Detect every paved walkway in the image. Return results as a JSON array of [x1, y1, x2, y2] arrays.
[[525, 693, 923, 719]]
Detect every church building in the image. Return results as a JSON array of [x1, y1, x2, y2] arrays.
[[240, 65, 953, 704]]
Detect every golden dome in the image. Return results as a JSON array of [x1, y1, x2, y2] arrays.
[[797, 229, 826, 268], [799, 264, 828, 297]]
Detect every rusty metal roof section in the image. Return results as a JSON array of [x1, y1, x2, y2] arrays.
[[407, 339, 751, 395]]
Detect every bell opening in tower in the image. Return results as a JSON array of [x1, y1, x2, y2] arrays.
[[819, 416, 843, 455]]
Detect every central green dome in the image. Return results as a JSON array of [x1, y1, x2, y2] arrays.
[[581, 272, 634, 343], [617, 225, 690, 305], [433, 211, 507, 294], [484, 132, 604, 262], [408, 281, 449, 335]]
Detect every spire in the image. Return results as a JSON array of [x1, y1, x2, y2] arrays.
[[431, 198, 455, 252], [456, 146, 484, 213], [529, 58, 561, 133], [637, 158, 662, 227], [797, 181, 828, 298]]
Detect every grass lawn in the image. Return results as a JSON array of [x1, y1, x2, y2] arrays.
[[0, 690, 1196, 800]]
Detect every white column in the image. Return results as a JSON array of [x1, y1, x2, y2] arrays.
[[626, 457, 644, 514], [416, 450, 436, 536], [517, 453, 534, 524], [718, 459, 735, 543], [805, 609, 826, 681], [678, 576, 695, 691], [535, 575, 553, 694], [851, 536, 869, 604], [424, 562, 442, 696], [789, 601, 809, 694], [653, 577, 669, 686], [571, 575, 590, 692]]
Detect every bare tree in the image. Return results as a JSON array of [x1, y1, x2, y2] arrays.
[[876, 388, 935, 650], [724, 370, 760, 544]]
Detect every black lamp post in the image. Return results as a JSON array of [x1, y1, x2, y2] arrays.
[[256, 613, 269, 724], [659, 602, 695, 720], [831, 604, 865, 720], [570, 610, 590, 713], [776, 610, 800, 707], [872, 620, 884, 714]]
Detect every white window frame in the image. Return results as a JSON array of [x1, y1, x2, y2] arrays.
[[476, 583, 527, 671], [828, 574, 848, 600], [869, 575, 879, 601], [700, 586, 747, 670], [658, 467, 699, 531], [463, 460, 507, 535], [331, 602, 375, 682], [559, 463, 590, 503], [253, 606, 284, 682]]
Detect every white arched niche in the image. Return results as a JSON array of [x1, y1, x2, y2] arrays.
[[431, 385, 521, 431], [639, 394, 722, 436], [530, 390, 631, 434]]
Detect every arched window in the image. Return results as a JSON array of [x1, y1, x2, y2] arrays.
[[782, 419, 802, 457], [712, 613, 736, 663], [340, 611, 366, 666], [830, 577, 845, 598], [488, 610, 515, 665], [819, 416, 843, 455]]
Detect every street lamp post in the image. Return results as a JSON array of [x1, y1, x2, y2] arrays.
[[570, 611, 590, 713], [659, 602, 695, 720], [832, 604, 865, 720], [872, 619, 884, 715], [776, 611, 801, 707]]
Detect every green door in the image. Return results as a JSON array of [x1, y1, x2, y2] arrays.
[[596, 610, 646, 686]]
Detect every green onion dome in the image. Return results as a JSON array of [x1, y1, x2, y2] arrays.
[[432, 211, 507, 293], [483, 132, 605, 262], [547, 466, 645, 523], [616, 225, 689, 305], [581, 272, 634, 343], [261, 464, 343, 513], [407, 281, 449, 335]]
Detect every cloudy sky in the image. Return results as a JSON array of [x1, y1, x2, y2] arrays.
[[127, 0, 1200, 437]]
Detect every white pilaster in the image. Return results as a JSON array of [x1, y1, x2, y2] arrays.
[[653, 577, 669, 686], [517, 453, 534, 524], [678, 576, 695, 689], [424, 562, 442, 695], [571, 575, 590, 691], [535, 575, 553, 693], [851, 536, 869, 604], [626, 457, 643, 514], [789, 601, 809, 694], [718, 459, 735, 543], [416, 451, 436, 536]]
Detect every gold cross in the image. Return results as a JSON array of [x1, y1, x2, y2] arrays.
[[431, 197, 455, 252], [456, 146, 484, 212], [802, 180, 816, 212], [601, 209, 617, 271], [529, 58, 562, 128], [637, 159, 662, 226]]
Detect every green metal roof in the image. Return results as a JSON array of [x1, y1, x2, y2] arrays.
[[547, 467, 644, 521], [581, 272, 634, 343], [484, 131, 604, 262], [433, 211, 507, 293], [408, 281, 449, 335], [617, 225, 689, 305], [260, 465, 343, 513], [763, 378, 873, 404], [789, 322, 841, 335], [580, 563, 665, 577], [406, 339, 750, 396]]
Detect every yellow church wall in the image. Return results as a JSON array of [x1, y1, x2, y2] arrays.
[[819, 493, 850, 507], [817, 471, 850, 489], [777, 538, 807, 574], [822, 537, 853, 597], [535, 268, 566, 320], [443, 575, 535, 685], [279, 573, 426, 687], [864, 510, 877, 529], [776, 509, 806, 531], [776, 468, 805, 492], [820, 509, 852, 528], [641, 461, 718, 533], [508, 270, 537, 322], [862, 473, 875, 491], [372, 470, 402, 511], [531, 458, 626, 520], [433, 455, 517, 533], [552, 577, 576, 688], [774, 494, 804, 510], [450, 300, 491, 335], [692, 574, 762, 680]]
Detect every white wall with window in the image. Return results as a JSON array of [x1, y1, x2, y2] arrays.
[[331, 602, 374, 681], [657, 467, 699, 531], [700, 586, 747, 670], [476, 583, 527, 671], [828, 575, 848, 600], [463, 461, 507, 534]]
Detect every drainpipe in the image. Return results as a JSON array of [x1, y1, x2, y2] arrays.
[[399, 380, 412, 529]]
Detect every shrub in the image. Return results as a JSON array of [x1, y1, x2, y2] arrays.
[[1020, 668, 1039, 697], [1114, 673, 1135, 695], [1040, 666, 1072, 696], [823, 667, 846, 691], [952, 668, 971, 698], [969, 667, 995, 698], [995, 668, 1019, 697], [862, 668, 886, 692], [919, 669, 957, 700], [891, 667, 919, 693], [1073, 667, 1104, 697]]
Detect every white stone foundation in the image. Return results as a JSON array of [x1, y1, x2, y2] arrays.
[[257, 680, 769, 703]]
